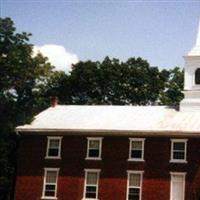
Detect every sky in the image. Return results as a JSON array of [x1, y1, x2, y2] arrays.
[[1, 0, 200, 71]]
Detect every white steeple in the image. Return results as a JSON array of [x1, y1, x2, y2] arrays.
[[188, 19, 200, 56], [196, 19, 200, 46], [180, 18, 200, 112]]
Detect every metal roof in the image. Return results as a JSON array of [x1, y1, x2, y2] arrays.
[[16, 105, 200, 136]]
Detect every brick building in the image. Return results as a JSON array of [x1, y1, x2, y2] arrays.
[[15, 22, 200, 200]]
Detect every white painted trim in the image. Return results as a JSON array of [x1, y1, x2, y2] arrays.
[[84, 169, 101, 172], [127, 170, 144, 174], [126, 170, 144, 200], [41, 168, 59, 199], [170, 172, 186, 200], [170, 160, 187, 164], [170, 139, 187, 163], [85, 157, 102, 161], [170, 172, 187, 175], [86, 137, 103, 160], [45, 136, 62, 159], [128, 158, 145, 162], [83, 169, 100, 200], [86, 137, 103, 140], [16, 128, 200, 137], [128, 138, 145, 161], [41, 197, 57, 200]]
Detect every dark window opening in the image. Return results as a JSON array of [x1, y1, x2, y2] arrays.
[[86, 186, 97, 198], [195, 68, 200, 84], [128, 188, 140, 200], [131, 150, 142, 159], [89, 149, 99, 157]]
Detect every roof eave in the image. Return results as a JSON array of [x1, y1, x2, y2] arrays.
[[16, 128, 200, 137]]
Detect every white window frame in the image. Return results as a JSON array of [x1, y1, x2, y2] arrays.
[[41, 168, 59, 200], [170, 139, 187, 163], [86, 137, 103, 160], [170, 172, 186, 200], [128, 138, 145, 161], [83, 169, 101, 200], [126, 170, 143, 200], [45, 136, 62, 159]]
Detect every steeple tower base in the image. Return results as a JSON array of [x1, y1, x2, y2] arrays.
[[180, 18, 200, 112], [180, 90, 200, 111]]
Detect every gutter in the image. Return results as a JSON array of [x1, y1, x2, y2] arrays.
[[15, 128, 200, 137]]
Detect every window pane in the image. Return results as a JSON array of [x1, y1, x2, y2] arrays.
[[173, 151, 185, 160], [86, 186, 96, 192], [85, 193, 96, 198], [46, 171, 57, 183], [45, 184, 55, 191], [174, 143, 185, 151], [50, 140, 59, 148], [45, 184, 55, 197], [131, 150, 142, 159], [129, 174, 141, 187], [89, 140, 99, 149], [128, 188, 140, 200], [132, 141, 142, 150], [86, 186, 97, 198], [48, 148, 59, 156], [87, 172, 98, 184], [45, 190, 55, 197], [89, 149, 99, 157]]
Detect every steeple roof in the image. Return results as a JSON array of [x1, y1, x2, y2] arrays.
[[188, 18, 200, 56]]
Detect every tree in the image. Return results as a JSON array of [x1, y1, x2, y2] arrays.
[[41, 71, 71, 105], [159, 67, 184, 106], [122, 57, 165, 105], [54, 57, 169, 105], [0, 17, 54, 200]]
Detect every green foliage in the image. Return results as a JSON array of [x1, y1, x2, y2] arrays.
[[41, 71, 71, 105], [0, 17, 54, 200], [159, 67, 184, 105], [45, 57, 183, 106]]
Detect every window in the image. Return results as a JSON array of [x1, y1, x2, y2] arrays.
[[42, 168, 59, 199], [170, 139, 187, 163], [46, 136, 62, 159], [170, 172, 186, 200], [86, 137, 102, 160], [195, 68, 200, 84], [128, 138, 145, 161], [127, 171, 143, 200], [83, 169, 100, 200]]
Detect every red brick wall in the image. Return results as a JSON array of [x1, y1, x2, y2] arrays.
[[15, 135, 200, 200]]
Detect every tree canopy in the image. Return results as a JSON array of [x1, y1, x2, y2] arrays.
[[0, 17, 54, 200], [44, 56, 183, 106]]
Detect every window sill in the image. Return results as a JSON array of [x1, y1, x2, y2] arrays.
[[85, 157, 102, 161], [170, 160, 187, 164], [128, 158, 145, 162], [82, 198, 99, 200], [45, 157, 62, 160], [41, 196, 57, 200]]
